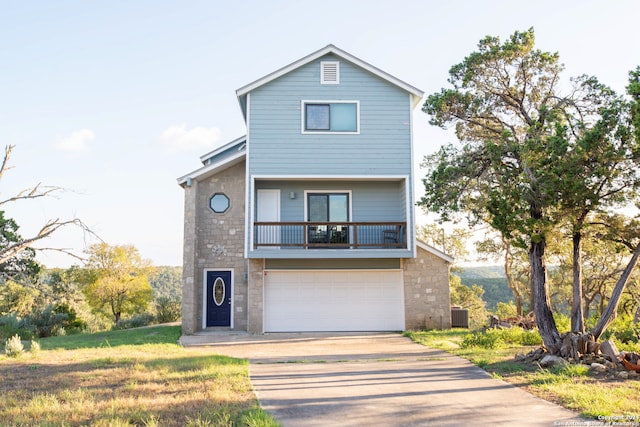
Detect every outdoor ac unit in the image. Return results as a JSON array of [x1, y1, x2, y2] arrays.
[[451, 307, 469, 328]]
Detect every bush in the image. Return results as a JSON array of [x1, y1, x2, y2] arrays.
[[113, 313, 156, 330], [460, 327, 542, 349], [495, 301, 518, 319], [154, 296, 181, 324], [0, 314, 35, 340], [4, 334, 24, 357], [30, 340, 41, 355]]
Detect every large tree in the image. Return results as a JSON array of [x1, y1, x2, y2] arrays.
[[81, 243, 153, 324], [419, 28, 639, 355]]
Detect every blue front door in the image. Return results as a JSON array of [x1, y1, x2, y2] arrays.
[[206, 270, 231, 327]]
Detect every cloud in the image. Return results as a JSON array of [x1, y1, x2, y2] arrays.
[[160, 124, 222, 152], [55, 129, 95, 152]]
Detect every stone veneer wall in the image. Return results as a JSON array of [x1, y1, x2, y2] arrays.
[[403, 246, 452, 330], [247, 258, 265, 333], [181, 161, 248, 334]]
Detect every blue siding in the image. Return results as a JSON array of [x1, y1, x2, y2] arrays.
[[247, 54, 413, 177], [255, 180, 405, 222]]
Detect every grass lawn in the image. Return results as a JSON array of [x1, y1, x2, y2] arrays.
[[0, 325, 280, 426], [406, 329, 640, 420]]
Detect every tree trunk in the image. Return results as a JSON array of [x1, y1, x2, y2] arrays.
[[571, 231, 585, 333], [590, 243, 640, 340], [529, 239, 562, 354]]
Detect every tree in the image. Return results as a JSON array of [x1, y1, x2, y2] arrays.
[[476, 233, 530, 316], [81, 243, 153, 324], [419, 28, 640, 355]]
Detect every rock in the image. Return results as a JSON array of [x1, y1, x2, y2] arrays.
[[540, 355, 568, 368], [618, 371, 629, 380], [600, 340, 620, 363], [589, 362, 607, 373]]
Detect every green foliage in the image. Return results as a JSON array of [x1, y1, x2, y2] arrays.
[[495, 301, 518, 319], [0, 211, 41, 277], [461, 327, 542, 349], [81, 243, 154, 324], [601, 314, 639, 346], [148, 266, 182, 301], [450, 274, 487, 328], [154, 296, 181, 323], [0, 280, 38, 317], [0, 314, 34, 340], [113, 313, 156, 330], [4, 334, 24, 357]]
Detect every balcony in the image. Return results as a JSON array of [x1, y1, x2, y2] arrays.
[[253, 221, 407, 250]]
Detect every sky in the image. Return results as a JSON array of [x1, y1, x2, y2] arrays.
[[1, 0, 638, 268]]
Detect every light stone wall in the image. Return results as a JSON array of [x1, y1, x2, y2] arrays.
[[247, 258, 265, 333], [181, 161, 248, 334], [403, 246, 452, 330]]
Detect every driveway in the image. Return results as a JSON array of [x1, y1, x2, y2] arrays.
[[180, 332, 585, 426]]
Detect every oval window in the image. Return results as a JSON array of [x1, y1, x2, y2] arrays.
[[213, 277, 225, 306]]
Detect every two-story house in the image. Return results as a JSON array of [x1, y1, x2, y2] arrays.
[[178, 45, 452, 335]]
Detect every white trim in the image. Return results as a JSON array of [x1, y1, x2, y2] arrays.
[[416, 240, 455, 264], [252, 174, 408, 181], [320, 61, 340, 85], [244, 93, 252, 258], [408, 93, 417, 257], [199, 135, 247, 164], [177, 149, 245, 185], [301, 100, 360, 134], [202, 268, 235, 329]]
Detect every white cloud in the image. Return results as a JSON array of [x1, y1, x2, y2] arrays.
[[55, 129, 95, 152], [160, 123, 221, 152]]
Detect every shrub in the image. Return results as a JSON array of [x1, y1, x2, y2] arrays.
[[460, 327, 543, 349], [154, 296, 181, 324], [5, 334, 24, 357], [113, 313, 156, 330], [495, 301, 518, 319], [0, 314, 35, 340], [30, 340, 41, 355]]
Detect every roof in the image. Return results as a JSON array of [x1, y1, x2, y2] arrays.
[[235, 44, 424, 118], [177, 136, 246, 186], [417, 240, 455, 264]]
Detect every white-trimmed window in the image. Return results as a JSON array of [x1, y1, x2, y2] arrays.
[[302, 100, 359, 134], [321, 61, 339, 84]]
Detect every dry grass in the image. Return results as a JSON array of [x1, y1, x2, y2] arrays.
[[0, 327, 277, 426]]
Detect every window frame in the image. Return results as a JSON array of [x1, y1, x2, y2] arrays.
[[209, 192, 230, 214], [301, 100, 360, 135]]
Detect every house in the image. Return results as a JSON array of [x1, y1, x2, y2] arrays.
[[177, 45, 453, 334]]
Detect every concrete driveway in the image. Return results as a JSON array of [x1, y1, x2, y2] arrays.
[[180, 332, 585, 426]]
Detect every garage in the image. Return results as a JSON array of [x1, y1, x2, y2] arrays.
[[263, 270, 405, 332]]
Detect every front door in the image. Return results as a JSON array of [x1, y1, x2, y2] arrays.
[[205, 270, 232, 327]]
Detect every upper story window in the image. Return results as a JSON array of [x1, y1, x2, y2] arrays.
[[209, 193, 230, 213], [302, 101, 359, 134], [321, 61, 339, 84]]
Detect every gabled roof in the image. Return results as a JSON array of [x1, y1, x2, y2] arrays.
[[417, 240, 455, 264], [177, 136, 246, 186], [235, 44, 424, 118]]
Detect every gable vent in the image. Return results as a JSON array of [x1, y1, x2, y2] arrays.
[[321, 61, 339, 84]]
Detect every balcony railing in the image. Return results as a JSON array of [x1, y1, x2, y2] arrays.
[[253, 221, 407, 249]]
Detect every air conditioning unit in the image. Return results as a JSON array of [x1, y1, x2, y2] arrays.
[[451, 306, 469, 328]]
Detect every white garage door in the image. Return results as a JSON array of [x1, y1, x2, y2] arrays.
[[264, 270, 405, 332]]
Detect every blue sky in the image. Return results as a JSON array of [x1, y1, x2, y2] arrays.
[[1, 0, 638, 267]]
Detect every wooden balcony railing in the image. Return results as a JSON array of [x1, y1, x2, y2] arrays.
[[253, 221, 407, 249]]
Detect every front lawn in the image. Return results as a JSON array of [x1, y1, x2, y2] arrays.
[[0, 325, 279, 426]]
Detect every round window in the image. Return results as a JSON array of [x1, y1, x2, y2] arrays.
[[210, 193, 230, 213], [213, 277, 225, 306]]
